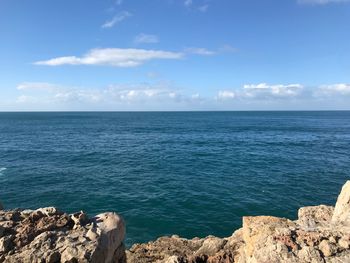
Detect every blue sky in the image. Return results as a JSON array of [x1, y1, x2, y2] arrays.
[[0, 0, 349, 110]]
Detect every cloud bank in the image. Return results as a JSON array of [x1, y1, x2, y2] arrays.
[[10, 82, 350, 111], [34, 48, 184, 67], [14, 82, 195, 108], [34, 44, 235, 67]]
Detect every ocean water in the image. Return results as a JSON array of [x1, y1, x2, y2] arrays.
[[0, 111, 350, 245]]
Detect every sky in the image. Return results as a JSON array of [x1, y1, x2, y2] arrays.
[[0, 0, 349, 111]]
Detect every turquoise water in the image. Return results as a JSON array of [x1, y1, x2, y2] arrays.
[[0, 111, 349, 245]]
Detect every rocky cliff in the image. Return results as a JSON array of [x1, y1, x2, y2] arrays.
[[2, 181, 350, 262], [0, 207, 125, 263]]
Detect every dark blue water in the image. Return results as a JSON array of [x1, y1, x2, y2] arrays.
[[0, 112, 350, 245]]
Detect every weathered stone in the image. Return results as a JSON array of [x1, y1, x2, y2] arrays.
[[20, 209, 34, 218], [298, 205, 334, 227], [297, 246, 324, 263], [86, 223, 101, 241], [36, 207, 61, 216], [90, 212, 125, 263], [319, 239, 337, 257], [47, 251, 61, 263], [0, 207, 125, 263], [163, 255, 181, 263], [338, 236, 350, 249], [71, 210, 88, 229], [195, 236, 226, 256], [0, 235, 13, 253], [3, 180, 350, 262], [332, 181, 350, 224], [0, 220, 14, 229], [242, 215, 296, 258], [124, 181, 350, 262]]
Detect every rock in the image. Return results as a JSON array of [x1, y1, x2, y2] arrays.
[[195, 236, 226, 256], [125, 181, 350, 262], [242, 216, 296, 257], [35, 207, 61, 217], [3, 180, 350, 262], [319, 239, 337, 257], [71, 210, 88, 229], [297, 246, 324, 263], [0, 235, 13, 253], [338, 236, 350, 249], [90, 212, 126, 263], [126, 236, 204, 263], [0, 226, 4, 239], [86, 223, 101, 241], [163, 255, 181, 263], [332, 181, 350, 224], [298, 205, 334, 228], [47, 251, 61, 263], [20, 209, 34, 218], [0, 207, 126, 263]]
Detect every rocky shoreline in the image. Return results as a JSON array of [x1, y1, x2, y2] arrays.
[[1, 181, 350, 262]]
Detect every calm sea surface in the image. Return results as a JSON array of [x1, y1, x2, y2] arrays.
[[0, 111, 350, 245]]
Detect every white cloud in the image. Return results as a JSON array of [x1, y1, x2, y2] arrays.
[[185, 45, 237, 56], [34, 45, 233, 67], [10, 82, 350, 110], [17, 82, 59, 91], [15, 82, 190, 106], [102, 11, 132, 28], [134, 33, 159, 44], [242, 83, 303, 99], [298, 0, 350, 4], [216, 90, 235, 100], [34, 48, 184, 67], [185, 47, 216, 56], [316, 83, 350, 96]]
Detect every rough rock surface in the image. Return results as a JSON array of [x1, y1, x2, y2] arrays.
[[2, 181, 350, 262], [332, 181, 350, 224], [0, 207, 125, 263], [126, 181, 350, 263]]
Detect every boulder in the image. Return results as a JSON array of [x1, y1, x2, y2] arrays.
[[332, 181, 350, 224], [319, 239, 337, 257], [91, 212, 126, 263]]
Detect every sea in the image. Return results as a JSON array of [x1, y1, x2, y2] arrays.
[[0, 111, 349, 246]]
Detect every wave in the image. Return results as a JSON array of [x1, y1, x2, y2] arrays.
[[0, 167, 7, 174]]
